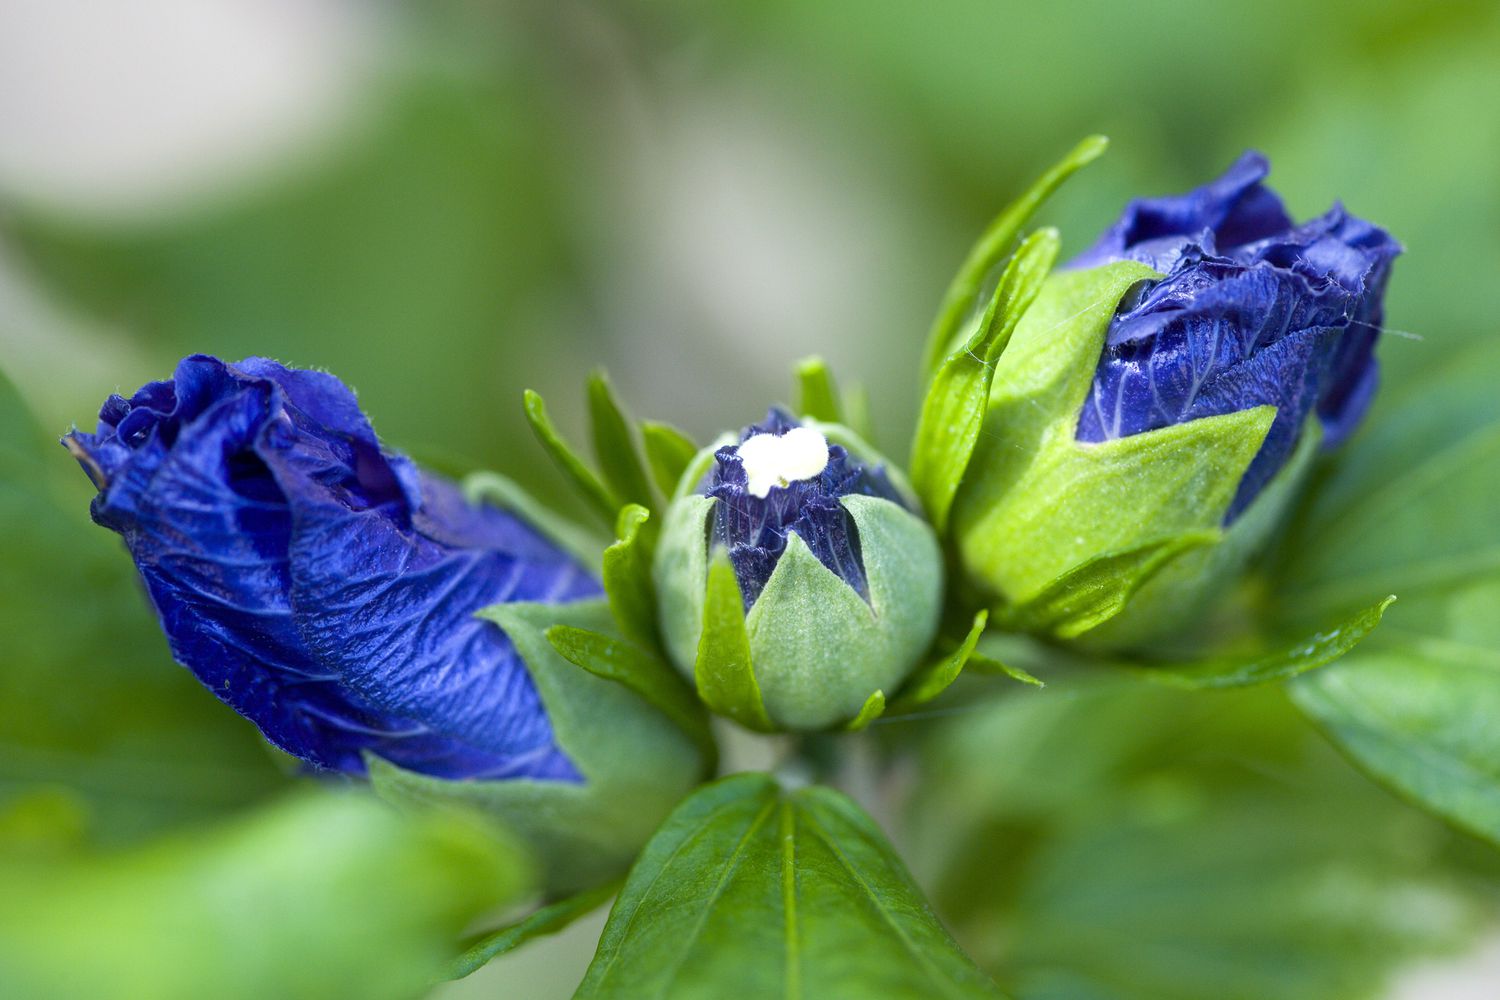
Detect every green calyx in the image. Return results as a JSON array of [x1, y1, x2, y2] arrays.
[[654, 424, 944, 731], [947, 262, 1288, 646]]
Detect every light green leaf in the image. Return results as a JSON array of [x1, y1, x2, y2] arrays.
[[910, 228, 1059, 532], [963, 653, 1043, 688], [641, 421, 701, 498], [523, 388, 620, 527], [842, 381, 875, 444], [602, 504, 658, 648], [845, 690, 886, 732], [794, 356, 843, 423], [0, 791, 529, 1000], [695, 556, 775, 732], [447, 879, 619, 981], [889, 611, 989, 713], [575, 773, 1005, 1000], [587, 370, 656, 510], [546, 623, 717, 769], [919, 134, 1108, 379], [1139, 596, 1394, 690], [993, 532, 1219, 639], [1292, 580, 1500, 847]]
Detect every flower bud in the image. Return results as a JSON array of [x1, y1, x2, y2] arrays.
[[64, 355, 703, 888], [655, 408, 942, 730], [950, 153, 1401, 648]]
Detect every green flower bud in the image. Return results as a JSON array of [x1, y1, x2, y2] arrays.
[[655, 409, 943, 730]]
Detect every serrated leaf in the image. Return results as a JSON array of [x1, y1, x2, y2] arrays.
[[993, 532, 1218, 639], [889, 611, 989, 713], [546, 624, 716, 769], [1138, 597, 1394, 690], [694, 556, 775, 732], [447, 879, 619, 980], [919, 134, 1108, 380], [911, 229, 1059, 532], [587, 370, 656, 510], [641, 421, 701, 498], [523, 389, 620, 527], [794, 356, 843, 423], [845, 690, 886, 731], [575, 773, 1005, 1000], [602, 504, 658, 648]]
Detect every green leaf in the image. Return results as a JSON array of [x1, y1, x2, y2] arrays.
[[641, 421, 701, 498], [794, 356, 843, 423], [575, 773, 1005, 999], [993, 532, 1219, 639], [844, 690, 886, 732], [842, 381, 875, 445], [1138, 596, 1395, 690], [889, 611, 989, 713], [964, 653, 1043, 688], [602, 504, 658, 648], [1291, 580, 1500, 847], [546, 624, 717, 769], [0, 791, 530, 1000], [695, 556, 775, 732], [918, 134, 1107, 380], [910, 228, 1059, 532], [523, 388, 620, 527], [587, 370, 656, 510], [447, 879, 619, 980]]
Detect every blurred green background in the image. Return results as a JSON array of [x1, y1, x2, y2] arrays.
[[3, 2, 1499, 997]]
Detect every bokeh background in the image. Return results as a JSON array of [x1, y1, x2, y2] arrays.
[[3, 2, 1499, 998]]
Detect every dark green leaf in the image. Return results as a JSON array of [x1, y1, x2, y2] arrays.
[[447, 879, 619, 980], [1139, 596, 1394, 690], [545, 624, 717, 768], [918, 135, 1107, 380], [641, 421, 701, 498], [587, 370, 657, 511], [523, 389, 620, 527], [694, 556, 774, 732], [910, 229, 1059, 532], [794, 356, 843, 423], [602, 504, 658, 648], [576, 773, 1005, 999]]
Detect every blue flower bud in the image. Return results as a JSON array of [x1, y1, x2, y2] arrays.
[[950, 154, 1401, 647], [656, 409, 943, 730], [1070, 151, 1400, 519]]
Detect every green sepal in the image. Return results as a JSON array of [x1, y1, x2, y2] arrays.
[[994, 531, 1220, 639], [794, 355, 843, 423], [888, 610, 988, 713], [842, 381, 875, 443], [602, 504, 658, 648], [640, 421, 700, 498], [547, 623, 717, 770], [965, 652, 1044, 688], [445, 879, 620, 980], [919, 133, 1108, 379], [1137, 596, 1396, 690], [523, 389, 620, 527], [911, 228, 1059, 531], [587, 370, 656, 510], [844, 690, 886, 732], [951, 262, 1279, 641], [367, 599, 704, 894], [695, 554, 776, 732], [461, 470, 607, 567]]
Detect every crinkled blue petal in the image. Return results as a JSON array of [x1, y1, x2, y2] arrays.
[[1071, 153, 1401, 521], [65, 355, 598, 782]]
